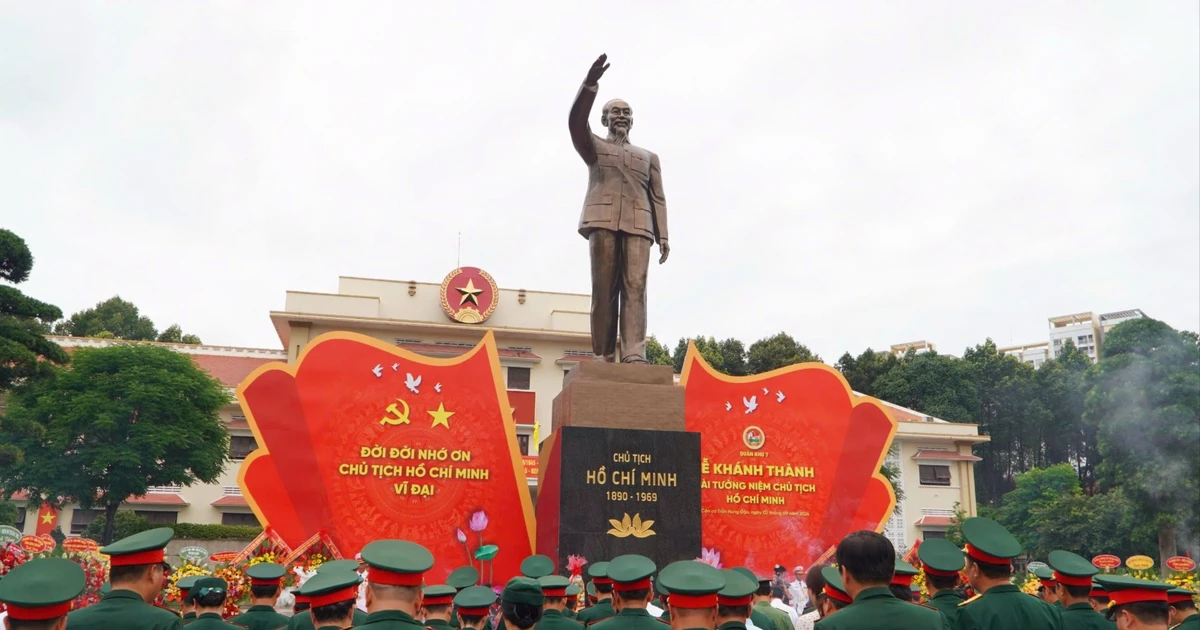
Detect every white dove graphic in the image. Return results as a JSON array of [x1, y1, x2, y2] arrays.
[[405, 373, 422, 394], [371, 364, 383, 378], [725, 401, 732, 412], [743, 395, 758, 414], [391, 363, 399, 371], [434, 383, 442, 393], [776, 390, 786, 403], [762, 387, 769, 395]]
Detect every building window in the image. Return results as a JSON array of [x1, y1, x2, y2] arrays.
[[507, 367, 531, 390], [70, 509, 99, 535], [919, 465, 952, 486], [517, 434, 530, 455], [923, 530, 947, 540], [221, 512, 259, 527], [134, 510, 178, 525], [229, 436, 258, 460], [14, 507, 26, 530]]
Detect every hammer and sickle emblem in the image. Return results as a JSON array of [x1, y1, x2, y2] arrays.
[[380, 398, 411, 426]]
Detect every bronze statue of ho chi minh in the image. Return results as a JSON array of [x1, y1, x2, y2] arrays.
[[569, 53, 670, 364]]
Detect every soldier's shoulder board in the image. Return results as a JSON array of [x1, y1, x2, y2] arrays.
[[959, 594, 982, 607], [655, 617, 671, 625]]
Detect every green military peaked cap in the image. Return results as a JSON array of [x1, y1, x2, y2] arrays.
[[1046, 550, 1098, 586], [177, 575, 202, 592], [100, 526, 174, 567], [454, 585, 497, 613], [607, 555, 656, 587], [586, 582, 597, 597], [194, 577, 228, 598], [246, 562, 287, 582], [654, 576, 669, 597], [448, 565, 481, 590], [502, 577, 544, 606], [718, 569, 757, 601], [1168, 587, 1198, 605], [820, 567, 851, 603], [1032, 566, 1054, 581], [297, 570, 363, 605], [960, 517, 1021, 563], [1095, 575, 1172, 619], [317, 559, 361, 574], [538, 575, 572, 596], [0, 558, 85, 621], [360, 539, 435, 586], [521, 554, 555, 579], [657, 561, 724, 607], [731, 567, 758, 585], [587, 561, 610, 580], [916, 538, 964, 575], [424, 584, 457, 605], [894, 559, 919, 576], [566, 583, 582, 597]]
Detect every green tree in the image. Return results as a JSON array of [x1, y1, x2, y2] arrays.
[[81, 511, 153, 542], [54, 296, 158, 340], [746, 332, 821, 374], [1034, 341, 1095, 486], [0, 344, 231, 543], [835, 348, 900, 395], [673, 336, 726, 374], [645, 335, 673, 367], [0, 500, 18, 527], [717, 338, 749, 376], [0, 229, 69, 398], [156, 324, 203, 345], [1085, 318, 1200, 572], [1026, 487, 1155, 560], [996, 463, 1082, 552], [872, 351, 977, 424]]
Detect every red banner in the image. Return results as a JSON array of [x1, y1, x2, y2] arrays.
[[61, 537, 98, 553], [210, 551, 239, 563], [521, 456, 539, 479], [1092, 554, 1122, 570], [1166, 556, 1197, 572], [681, 345, 897, 572], [237, 331, 535, 583], [509, 391, 536, 426], [19, 535, 46, 553]]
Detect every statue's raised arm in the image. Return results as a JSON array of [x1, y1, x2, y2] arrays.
[[568, 54, 609, 165]]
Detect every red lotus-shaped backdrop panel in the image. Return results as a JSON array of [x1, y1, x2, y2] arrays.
[[236, 331, 534, 582], [680, 344, 897, 572]]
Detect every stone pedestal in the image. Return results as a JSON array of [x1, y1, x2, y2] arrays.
[[537, 363, 699, 572]]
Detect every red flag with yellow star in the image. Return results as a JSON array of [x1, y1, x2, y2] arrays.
[[34, 503, 59, 535], [237, 330, 535, 583]]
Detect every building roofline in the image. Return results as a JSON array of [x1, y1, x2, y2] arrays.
[[338, 275, 591, 299], [47, 335, 285, 357]]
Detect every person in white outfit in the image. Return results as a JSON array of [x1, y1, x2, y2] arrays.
[[769, 584, 799, 626], [788, 566, 809, 614]]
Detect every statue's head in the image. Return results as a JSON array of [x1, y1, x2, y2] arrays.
[[600, 99, 632, 138]]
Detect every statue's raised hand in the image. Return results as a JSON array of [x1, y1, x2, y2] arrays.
[[585, 54, 610, 85]]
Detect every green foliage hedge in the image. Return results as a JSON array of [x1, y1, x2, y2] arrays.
[[82, 511, 261, 542]]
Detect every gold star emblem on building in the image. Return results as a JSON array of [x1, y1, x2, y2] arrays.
[[41, 512, 55, 524], [457, 278, 484, 306], [428, 402, 455, 429]]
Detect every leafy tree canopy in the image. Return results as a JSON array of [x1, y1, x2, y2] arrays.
[[746, 332, 821, 374], [0, 229, 69, 398], [54, 296, 201, 344], [0, 344, 231, 542], [645, 335, 673, 367]]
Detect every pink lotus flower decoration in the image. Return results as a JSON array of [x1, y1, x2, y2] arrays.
[[456, 528, 467, 543], [470, 510, 489, 532], [696, 547, 722, 569]]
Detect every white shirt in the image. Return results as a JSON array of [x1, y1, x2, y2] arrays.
[[794, 610, 820, 630], [771, 598, 799, 626], [746, 617, 762, 630], [787, 581, 809, 613], [357, 569, 369, 612], [646, 602, 665, 618]]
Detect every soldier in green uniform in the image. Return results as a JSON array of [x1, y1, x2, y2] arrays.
[[423, 585, 458, 630], [287, 560, 370, 629], [178, 575, 201, 625], [577, 562, 616, 624], [731, 568, 775, 630], [653, 577, 671, 621], [539, 575, 586, 630], [295, 570, 363, 630], [454, 586, 497, 630], [716, 569, 758, 630], [1167, 587, 1198, 629], [587, 582, 598, 608], [891, 560, 921, 602], [565, 583, 583, 619], [1090, 583, 1112, 615], [952, 517, 1061, 630], [447, 566, 481, 629], [1046, 551, 1109, 630], [590, 555, 661, 630], [917, 538, 966, 625], [500, 577, 544, 630], [1033, 566, 1062, 608], [67, 527, 185, 630], [230, 562, 291, 630], [0, 557, 85, 628], [817, 566, 852, 618], [1095, 575, 1171, 630], [750, 573, 794, 630], [355, 539, 435, 630], [813, 530, 946, 630], [187, 577, 247, 630], [657, 560, 725, 630]]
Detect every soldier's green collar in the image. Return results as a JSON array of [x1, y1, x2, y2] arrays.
[[542, 609, 564, 617], [104, 590, 144, 602], [853, 586, 895, 602], [616, 607, 651, 617], [1065, 602, 1096, 611], [365, 610, 420, 623], [248, 605, 277, 612], [198, 613, 223, 619], [981, 584, 1020, 595], [931, 590, 963, 599], [718, 623, 748, 630], [182, 612, 197, 619]]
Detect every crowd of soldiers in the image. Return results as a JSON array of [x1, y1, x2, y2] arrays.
[[0, 516, 1196, 630]]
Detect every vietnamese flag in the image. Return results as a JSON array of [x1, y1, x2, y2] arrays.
[[34, 504, 59, 535]]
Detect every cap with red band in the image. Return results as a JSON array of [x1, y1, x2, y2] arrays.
[[1046, 551, 1099, 589], [424, 584, 458, 606], [1095, 574, 1172, 619], [1167, 588, 1197, 605], [359, 539, 434, 588], [820, 566, 852, 605], [0, 558, 86, 621], [916, 538, 965, 580], [657, 561, 723, 609], [454, 585, 498, 616], [246, 562, 287, 587], [892, 560, 918, 588], [607, 555, 657, 594], [538, 575, 572, 598], [296, 570, 364, 609], [717, 569, 757, 609], [1088, 583, 1107, 599], [100, 527, 175, 568], [959, 518, 1021, 568]]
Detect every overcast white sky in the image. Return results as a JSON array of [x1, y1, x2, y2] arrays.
[[4, 2, 1198, 360]]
